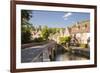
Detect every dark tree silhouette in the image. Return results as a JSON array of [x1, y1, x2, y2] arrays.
[[21, 10, 33, 44], [21, 10, 32, 21]]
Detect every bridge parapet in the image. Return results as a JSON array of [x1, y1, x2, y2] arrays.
[[21, 40, 57, 62]]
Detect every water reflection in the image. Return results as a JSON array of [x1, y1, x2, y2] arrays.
[[55, 52, 88, 61], [54, 44, 89, 61]]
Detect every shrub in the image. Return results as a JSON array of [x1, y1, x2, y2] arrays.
[[21, 30, 32, 44], [59, 36, 71, 45], [33, 37, 44, 42], [80, 44, 88, 48], [41, 26, 50, 40]]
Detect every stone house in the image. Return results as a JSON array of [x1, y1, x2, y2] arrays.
[[68, 20, 90, 44]]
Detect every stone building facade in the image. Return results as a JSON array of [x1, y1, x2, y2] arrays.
[[68, 20, 90, 44]]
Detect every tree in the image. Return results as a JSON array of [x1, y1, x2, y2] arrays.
[[59, 36, 71, 45], [38, 25, 42, 31], [41, 26, 50, 40], [21, 21, 33, 44], [21, 29, 32, 44], [21, 10, 33, 44], [21, 10, 32, 21], [48, 28, 60, 35]]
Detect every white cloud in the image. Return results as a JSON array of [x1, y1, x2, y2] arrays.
[[63, 12, 72, 20]]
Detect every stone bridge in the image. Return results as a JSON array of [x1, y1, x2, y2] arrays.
[[21, 40, 57, 63]]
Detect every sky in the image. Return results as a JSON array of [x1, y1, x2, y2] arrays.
[[29, 10, 90, 28]]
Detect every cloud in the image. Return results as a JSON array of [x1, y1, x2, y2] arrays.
[[63, 12, 72, 20]]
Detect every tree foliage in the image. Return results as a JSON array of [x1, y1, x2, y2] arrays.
[[21, 30, 32, 44], [59, 36, 71, 45], [21, 10, 32, 21], [41, 27, 61, 40], [21, 10, 33, 44], [41, 26, 50, 40], [48, 28, 60, 35]]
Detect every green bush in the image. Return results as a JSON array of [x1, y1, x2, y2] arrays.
[[21, 30, 32, 44], [59, 36, 71, 45], [33, 37, 44, 42], [80, 44, 88, 48], [41, 26, 50, 40]]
